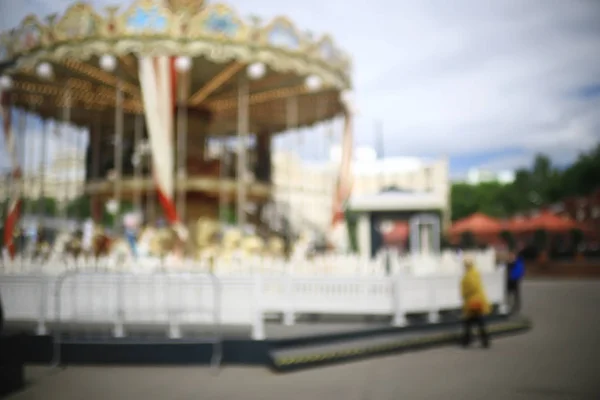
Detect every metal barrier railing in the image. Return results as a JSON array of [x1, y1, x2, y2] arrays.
[[51, 268, 222, 371]]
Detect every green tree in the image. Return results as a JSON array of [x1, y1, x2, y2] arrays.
[[450, 183, 480, 221], [450, 181, 514, 221], [66, 195, 92, 219], [560, 143, 600, 197], [450, 143, 600, 222], [21, 197, 58, 216]]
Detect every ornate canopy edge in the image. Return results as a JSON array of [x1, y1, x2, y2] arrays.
[[0, 0, 352, 90]]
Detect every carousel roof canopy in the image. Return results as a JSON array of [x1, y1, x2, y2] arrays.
[[0, 0, 352, 136]]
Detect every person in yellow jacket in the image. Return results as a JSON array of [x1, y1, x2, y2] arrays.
[[461, 257, 491, 348]]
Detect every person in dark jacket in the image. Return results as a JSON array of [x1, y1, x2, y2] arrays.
[[506, 251, 525, 314]]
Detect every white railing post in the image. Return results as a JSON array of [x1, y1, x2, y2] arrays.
[[113, 274, 125, 338], [252, 275, 265, 340], [167, 273, 182, 339], [36, 276, 48, 335], [392, 274, 406, 326], [428, 277, 440, 323], [283, 273, 295, 326]]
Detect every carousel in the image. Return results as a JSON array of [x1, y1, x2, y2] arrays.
[[0, 0, 354, 265]]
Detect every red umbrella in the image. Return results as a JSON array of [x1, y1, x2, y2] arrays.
[[502, 216, 529, 233], [382, 221, 409, 244], [449, 212, 504, 236], [520, 211, 578, 233]]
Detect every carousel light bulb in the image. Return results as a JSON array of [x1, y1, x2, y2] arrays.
[[174, 56, 192, 73], [247, 62, 266, 80], [305, 75, 322, 91], [36, 62, 53, 79], [99, 55, 117, 72], [106, 199, 119, 215], [0, 75, 12, 90], [340, 90, 357, 114]]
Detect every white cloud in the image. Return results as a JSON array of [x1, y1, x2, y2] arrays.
[[1, 0, 599, 173]]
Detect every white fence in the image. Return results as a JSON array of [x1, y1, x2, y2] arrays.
[[0, 266, 506, 340], [0, 249, 497, 277]]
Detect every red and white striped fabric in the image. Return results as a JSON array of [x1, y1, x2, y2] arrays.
[[0, 89, 22, 259], [138, 56, 187, 239], [329, 109, 354, 249]]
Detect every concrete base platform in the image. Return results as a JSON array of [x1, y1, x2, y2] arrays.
[[271, 316, 531, 372], [4, 315, 530, 373], [0, 335, 26, 397]]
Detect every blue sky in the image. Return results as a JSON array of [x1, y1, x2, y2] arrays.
[[1, 0, 600, 178]]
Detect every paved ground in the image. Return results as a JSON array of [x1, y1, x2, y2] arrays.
[[9, 280, 600, 400]]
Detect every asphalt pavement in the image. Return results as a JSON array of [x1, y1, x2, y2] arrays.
[[8, 280, 600, 400]]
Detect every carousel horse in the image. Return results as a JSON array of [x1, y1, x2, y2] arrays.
[[108, 237, 133, 264], [32, 226, 53, 261], [33, 240, 52, 262], [219, 227, 243, 262], [267, 236, 285, 258], [137, 225, 157, 257], [49, 231, 74, 259], [92, 228, 113, 258], [240, 234, 264, 256], [291, 231, 315, 260], [64, 231, 83, 259]]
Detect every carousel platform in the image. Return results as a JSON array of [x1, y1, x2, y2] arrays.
[[3, 314, 531, 373]]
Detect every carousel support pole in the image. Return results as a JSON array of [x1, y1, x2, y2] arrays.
[[59, 88, 72, 236], [75, 127, 83, 223], [113, 77, 125, 338], [285, 95, 299, 254], [219, 139, 229, 225], [23, 102, 37, 261], [133, 114, 143, 212], [236, 73, 249, 229], [17, 109, 26, 268], [175, 63, 190, 224], [91, 118, 102, 223], [147, 162, 156, 224], [113, 79, 124, 237], [26, 101, 41, 263], [297, 129, 304, 234], [38, 118, 48, 239]]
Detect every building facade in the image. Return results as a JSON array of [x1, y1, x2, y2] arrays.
[[0, 149, 85, 204], [465, 168, 515, 185], [272, 146, 451, 236]]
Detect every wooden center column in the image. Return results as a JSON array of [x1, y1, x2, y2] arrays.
[[255, 132, 272, 184]]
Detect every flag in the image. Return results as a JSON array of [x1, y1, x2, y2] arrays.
[[331, 107, 353, 228], [0, 90, 22, 259], [138, 56, 187, 240]]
